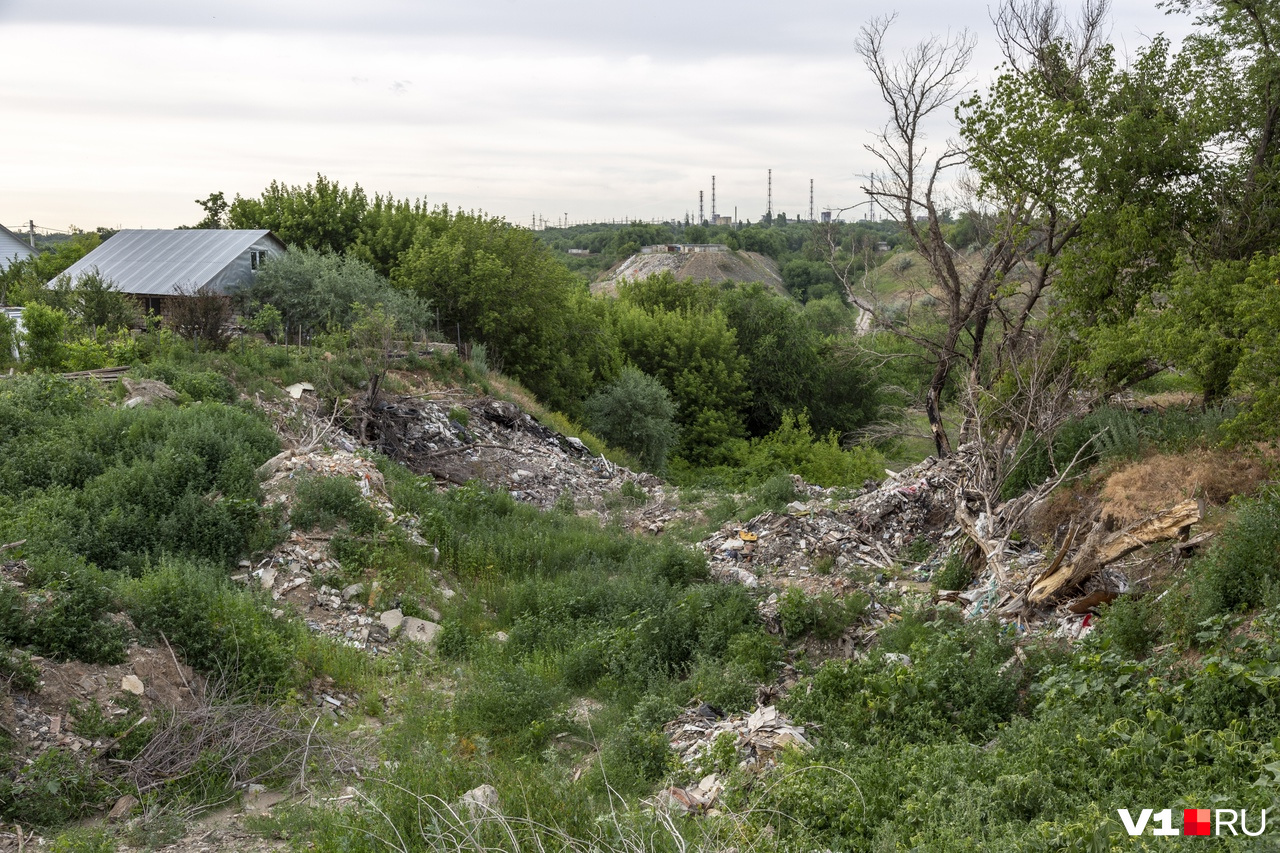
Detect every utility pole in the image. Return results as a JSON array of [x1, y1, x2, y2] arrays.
[[28, 220, 35, 248]]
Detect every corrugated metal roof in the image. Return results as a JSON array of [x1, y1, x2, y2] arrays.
[[0, 225, 36, 269], [56, 229, 281, 296]]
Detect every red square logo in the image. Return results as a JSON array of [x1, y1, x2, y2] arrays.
[[1184, 808, 1211, 836]]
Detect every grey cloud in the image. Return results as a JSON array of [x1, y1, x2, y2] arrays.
[[0, 0, 871, 57]]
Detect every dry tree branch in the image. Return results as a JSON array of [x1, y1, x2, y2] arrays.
[[119, 685, 351, 796]]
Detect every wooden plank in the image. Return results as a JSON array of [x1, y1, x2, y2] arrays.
[[1028, 499, 1202, 605]]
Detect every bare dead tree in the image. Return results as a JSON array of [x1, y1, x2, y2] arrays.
[[993, 0, 1112, 96], [836, 16, 1028, 458], [832, 6, 1114, 459], [947, 333, 1101, 582]]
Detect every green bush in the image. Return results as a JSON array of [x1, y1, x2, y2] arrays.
[[778, 588, 865, 641], [931, 550, 973, 592], [904, 536, 934, 563], [123, 559, 303, 695], [290, 474, 384, 535], [689, 657, 759, 711], [1097, 594, 1159, 658], [20, 302, 69, 370], [742, 411, 884, 488], [0, 381, 278, 572], [134, 362, 237, 403], [595, 723, 671, 796], [0, 644, 40, 691], [0, 748, 107, 826], [724, 631, 782, 681], [453, 665, 562, 752], [0, 557, 128, 665], [786, 617, 1020, 743], [584, 367, 679, 472], [241, 246, 430, 336], [1193, 489, 1280, 616], [0, 314, 17, 369]]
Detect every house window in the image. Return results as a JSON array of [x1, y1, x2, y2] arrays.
[[250, 249, 265, 271]]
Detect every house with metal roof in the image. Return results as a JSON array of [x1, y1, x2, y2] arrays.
[[55, 229, 286, 313], [0, 224, 36, 272]]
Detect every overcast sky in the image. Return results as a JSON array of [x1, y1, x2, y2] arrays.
[[0, 0, 1192, 232]]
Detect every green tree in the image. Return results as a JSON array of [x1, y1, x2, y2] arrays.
[[1140, 252, 1280, 436], [350, 193, 434, 277], [242, 247, 428, 335], [37, 269, 137, 336], [716, 284, 878, 438], [193, 191, 229, 229], [228, 174, 369, 254], [20, 303, 68, 370], [608, 301, 749, 464], [781, 258, 838, 302], [0, 232, 101, 305], [584, 367, 679, 471], [393, 208, 587, 411]]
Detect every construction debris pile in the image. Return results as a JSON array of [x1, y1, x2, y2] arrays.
[[0, 577, 204, 764], [232, 528, 445, 657], [663, 704, 812, 815], [365, 395, 651, 511], [697, 446, 1210, 638], [258, 448, 394, 517], [701, 454, 968, 597], [238, 441, 446, 655]]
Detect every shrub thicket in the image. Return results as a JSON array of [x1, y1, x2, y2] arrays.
[[1192, 489, 1280, 615], [0, 556, 128, 665], [0, 377, 278, 572], [132, 362, 238, 403]]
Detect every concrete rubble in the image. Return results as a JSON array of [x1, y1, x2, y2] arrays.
[[460, 783, 500, 815], [120, 377, 179, 408], [232, 529, 440, 657], [663, 704, 811, 814], [240, 441, 447, 656], [365, 394, 658, 512]]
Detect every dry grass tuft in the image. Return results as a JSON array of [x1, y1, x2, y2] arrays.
[[1098, 448, 1277, 527]]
